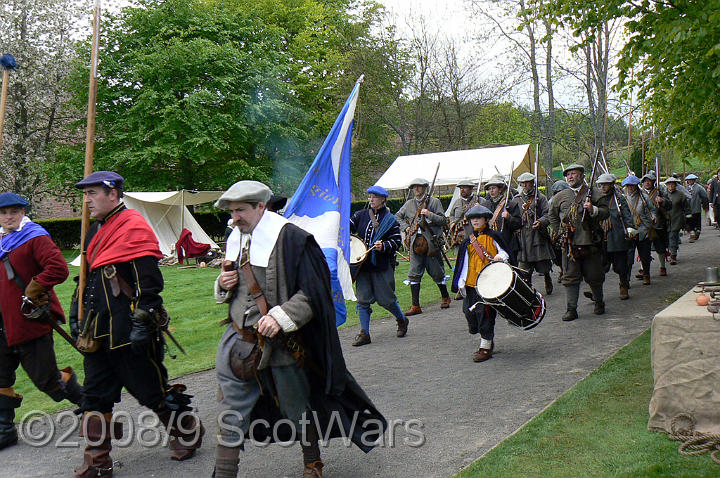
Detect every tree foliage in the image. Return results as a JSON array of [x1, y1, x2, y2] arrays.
[[61, 0, 363, 193], [535, 0, 720, 159]]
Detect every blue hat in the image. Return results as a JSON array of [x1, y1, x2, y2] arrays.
[[74, 171, 124, 189], [0, 192, 28, 208], [367, 185, 389, 198], [685, 173, 698, 180], [465, 205, 492, 219], [621, 175, 641, 186]]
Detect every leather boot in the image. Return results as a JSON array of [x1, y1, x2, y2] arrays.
[[438, 284, 450, 308], [405, 283, 422, 316], [544, 274, 553, 295], [0, 389, 22, 450], [643, 274, 651, 285], [635, 270, 644, 280], [213, 444, 240, 478], [352, 329, 371, 346], [396, 318, 409, 338], [619, 282, 629, 300], [47, 366, 83, 405], [303, 461, 324, 478], [404, 305, 422, 316], [156, 405, 204, 461], [73, 413, 122, 478], [659, 267, 667, 276], [670, 254, 677, 265]]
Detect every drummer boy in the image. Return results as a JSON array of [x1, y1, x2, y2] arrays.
[[451, 205, 513, 362]]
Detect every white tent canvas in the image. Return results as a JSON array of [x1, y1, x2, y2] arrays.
[[375, 144, 544, 191], [122, 190, 222, 256]]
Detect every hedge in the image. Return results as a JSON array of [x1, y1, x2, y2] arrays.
[[37, 186, 548, 250]]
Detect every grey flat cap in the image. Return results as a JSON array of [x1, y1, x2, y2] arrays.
[[563, 164, 585, 176], [465, 205, 492, 219], [641, 171, 656, 182], [409, 178, 429, 188], [215, 180, 272, 209], [517, 172, 536, 182], [456, 179, 476, 187], [664, 176, 681, 184], [596, 173, 617, 184], [484, 174, 507, 189]]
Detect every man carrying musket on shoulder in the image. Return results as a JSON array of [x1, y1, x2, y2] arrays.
[[510, 172, 555, 295], [396, 178, 450, 315], [448, 179, 488, 248], [549, 164, 610, 321], [0, 193, 82, 450], [213, 181, 386, 478], [349, 185, 407, 346], [72, 171, 203, 478], [595, 174, 636, 300], [484, 174, 522, 261]]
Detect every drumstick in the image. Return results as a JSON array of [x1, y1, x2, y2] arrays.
[[355, 243, 379, 261]]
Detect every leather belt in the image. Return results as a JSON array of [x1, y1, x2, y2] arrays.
[[232, 322, 258, 343], [103, 265, 134, 299]]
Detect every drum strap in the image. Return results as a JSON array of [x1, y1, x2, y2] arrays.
[[469, 235, 493, 261], [368, 208, 380, 231]]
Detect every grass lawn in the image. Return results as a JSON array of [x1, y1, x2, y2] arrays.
[[454, 329, 719, 478], [13, 255, 444, 419]]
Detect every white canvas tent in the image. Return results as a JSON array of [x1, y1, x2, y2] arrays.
[[375, 144, 544, 191], [122, 190, 222, 256]]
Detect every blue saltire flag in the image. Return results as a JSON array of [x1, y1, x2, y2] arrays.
[[284, 77, 363, 327]]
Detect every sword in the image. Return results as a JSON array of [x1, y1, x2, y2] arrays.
[[22, 297, 83, 353]]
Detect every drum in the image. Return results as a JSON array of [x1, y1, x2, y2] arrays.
[[350, 235, 369, 266], [474, 261, 545, 330]]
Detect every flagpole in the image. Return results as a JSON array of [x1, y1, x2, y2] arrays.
[[0, 54, 18, 163], [78, 0, 102, 322]]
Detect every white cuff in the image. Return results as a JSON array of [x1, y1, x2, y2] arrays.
[[214, 277, 230, 304], [269, 305, 297, 332], [591, 205, 599, 217]]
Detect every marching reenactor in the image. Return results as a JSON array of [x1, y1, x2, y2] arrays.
[[549, 179, 571, 284], [641, 171, 671, 277], [0, 193, 82, 450], [396, 178, 450, 316], [549, 164, 609, 321], [664, 176, 691, 264], [510, 172, 554, 295], [708, 167, 720, 227], [595, 174, 636, 300], [72, 172, 203, 478], [622, 174, 656, 285], [484, 174, 522, 262], [349, 186, 407, 346], [684, 173, 709, 241]]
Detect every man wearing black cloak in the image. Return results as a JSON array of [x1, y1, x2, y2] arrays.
[[213, 181, 386, 478]]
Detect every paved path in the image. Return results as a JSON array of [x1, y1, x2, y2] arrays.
[[3, 232, 718, 478]]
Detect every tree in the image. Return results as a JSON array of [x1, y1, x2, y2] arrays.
[[0, 0, 88, 208], [537, 0, 720, 160], [62, 0, 366, 193]]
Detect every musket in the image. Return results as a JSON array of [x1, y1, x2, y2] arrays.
[[404, 163, 440, 248], [533, 151, 539, 224], [581, 149, 602, 222], [475, 169, 483, 199]]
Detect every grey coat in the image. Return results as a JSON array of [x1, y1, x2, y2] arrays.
[[667, 189, 691, 232], [600, 191, 634, 252], [548, 185, 609, 247], [396, 195, 447, 254], [687, 182, 709, 214], [624, 188, 656, 241], [510, 191, 554, 262]]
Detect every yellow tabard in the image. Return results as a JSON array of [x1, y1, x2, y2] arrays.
[[465, 228, 498, 288]]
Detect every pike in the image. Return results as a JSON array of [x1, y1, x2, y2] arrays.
[[581, 148, 602, 222], [0, 54, 18, 162], [599, 151, 630, 240], [501, 162, 514, 232]]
